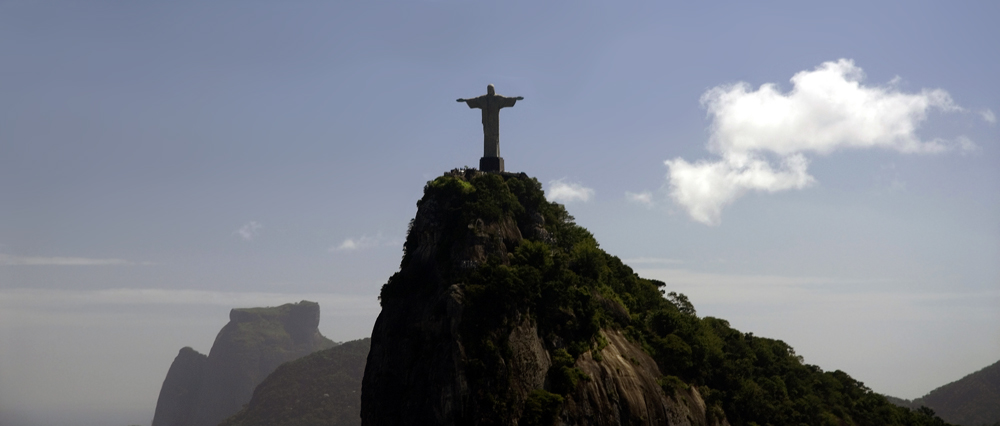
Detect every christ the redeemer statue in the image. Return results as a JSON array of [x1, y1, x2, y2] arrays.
[[457, 84, 523, 172]]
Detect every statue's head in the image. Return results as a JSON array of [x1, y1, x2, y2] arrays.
[[487, 84, 495, 95]]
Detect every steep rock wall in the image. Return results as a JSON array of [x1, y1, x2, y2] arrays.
[[565, 330, 717, 426]]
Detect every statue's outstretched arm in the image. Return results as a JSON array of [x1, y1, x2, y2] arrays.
[[458, 97, 484, 109], [515, 96, 524, 100]]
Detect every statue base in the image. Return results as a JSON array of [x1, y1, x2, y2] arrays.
[[480, 156, 504, 172]]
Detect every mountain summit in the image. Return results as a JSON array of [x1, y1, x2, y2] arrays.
[[362, 169, 711, 425], [360, 169, 951, 426]]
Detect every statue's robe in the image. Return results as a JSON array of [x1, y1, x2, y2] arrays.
[[461, 94, 519, 157]]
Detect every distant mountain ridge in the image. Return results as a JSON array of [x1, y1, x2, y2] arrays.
[[889, 360, 1000, 426], [220, 338, 371, 426], [152, 300, 336, 426]]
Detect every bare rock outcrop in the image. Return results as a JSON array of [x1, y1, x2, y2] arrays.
[[565, 330, 717, 426]]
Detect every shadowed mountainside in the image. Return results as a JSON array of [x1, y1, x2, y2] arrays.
[[152, 300, 336, 426], [889, 360, 1000, 426], [152, 347, 207, 426], [220, 338, 371, 426]]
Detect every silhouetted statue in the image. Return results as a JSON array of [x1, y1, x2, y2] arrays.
[[457, 84, 523, 171]]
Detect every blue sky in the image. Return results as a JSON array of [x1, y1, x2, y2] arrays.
[[1, 2, 997, 425]]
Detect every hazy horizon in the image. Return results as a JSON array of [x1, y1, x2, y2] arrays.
[[1, 2, 997, 425]]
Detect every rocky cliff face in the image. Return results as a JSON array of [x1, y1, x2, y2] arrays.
[[566, 330, 715, 426], [152, 300, 336, 426], [362, 170, 726, 426]]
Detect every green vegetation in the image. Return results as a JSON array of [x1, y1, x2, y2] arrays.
[[546, 348, 590, 395], [659, 375, 689, 397], [899, 359, 1000, 426], [520, 389, 564, 426], [380, 170, 953, 426], [219, 338, 370, 426], [231, 320, 292, 347], [228, 301, 332, 349]]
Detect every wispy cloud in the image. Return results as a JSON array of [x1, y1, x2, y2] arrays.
[[332, 232, 401, 252], [956, 136, 980, 154], [647, 269, 991, 310], [625, 191, 654, 207], [235, 221, 262, 241], [0, 254, 138, 266], [632, 267, 998, 319], [875, 163, 907, 192], [0, 288, 382, 328], [0, 288, 378, 310], [335, 236, 379, 251], [547, 179, 594, 203], [981, 109, 996, 124], [666, 59, 969, 225]]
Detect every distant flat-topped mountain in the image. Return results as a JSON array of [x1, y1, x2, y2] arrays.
[[152, 300, 336, 426], [890, 360, 1000, 426]]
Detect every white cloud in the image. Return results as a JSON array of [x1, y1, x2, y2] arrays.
[[332, 232, 400, 252], [0, 254, 134, 266], [981, 109, 996, 124], [701, 59, 959, 156], [547, 179, 594, 203], [667, 59, 967, 225], [665, 153, 814, 225], [625, 191, 653, 207], [956, 136, 980, 154], [335, 236, 378, 251], [235, 221, 262, 241]]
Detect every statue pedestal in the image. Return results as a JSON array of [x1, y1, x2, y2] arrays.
[[480, 156, 504, 172]]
